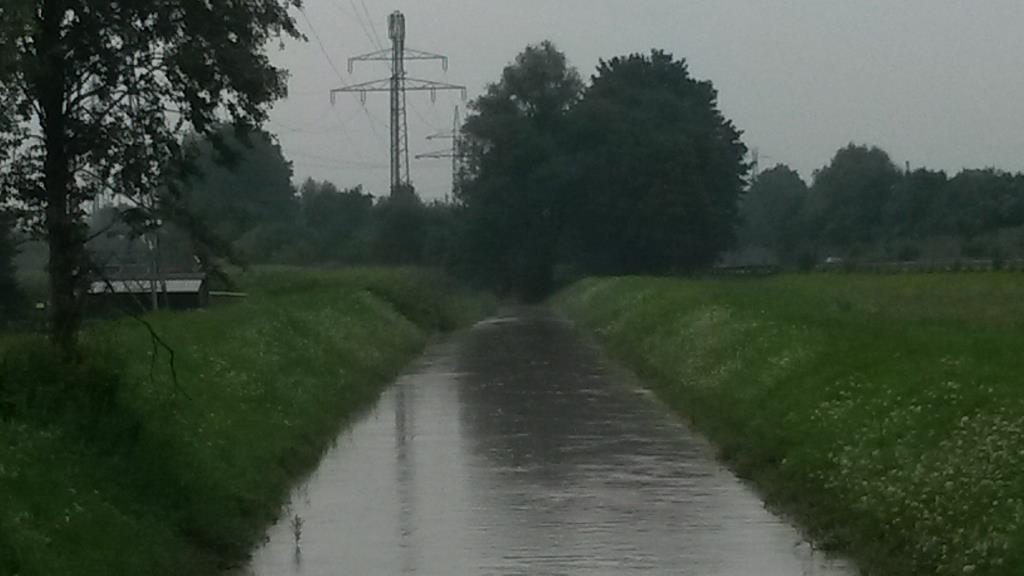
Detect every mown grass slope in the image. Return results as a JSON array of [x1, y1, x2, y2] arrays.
[[556, 274, 1024, 576], [0, 268, 491, 576]]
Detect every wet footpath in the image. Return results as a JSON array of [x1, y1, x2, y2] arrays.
[[241, 307, 856, 575]]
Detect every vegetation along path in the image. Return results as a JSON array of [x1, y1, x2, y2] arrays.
[[0, 269, 490, 575], [556, 274, 1024, 576], [242, 306, 854, 575]]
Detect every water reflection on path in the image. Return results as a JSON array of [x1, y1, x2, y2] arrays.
[[242, 307, 856, 575]]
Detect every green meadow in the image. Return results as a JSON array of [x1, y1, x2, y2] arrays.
[[556, 273, 1024, 576], [0, 268, 491, 575]]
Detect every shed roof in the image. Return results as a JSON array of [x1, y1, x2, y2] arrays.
[[88, 277, 206, 295]]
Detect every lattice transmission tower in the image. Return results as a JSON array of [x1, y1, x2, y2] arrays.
[[331, 11, 466, 197], [416, 106, 464, 203]]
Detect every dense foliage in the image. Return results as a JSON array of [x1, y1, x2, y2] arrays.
[[171, 134, 444, 267], [736, 164, 808, 260], [565, 51, 748, 274], [739, 145, 1024, 267], [458, 45, 749, 297], [181, 126, 299, 251], [458, 41, 584, 299], [299, 178, 373, 262]]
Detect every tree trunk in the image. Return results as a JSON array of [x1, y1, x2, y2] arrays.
[[46, 167, 80, 356], [38, 0, 81, 358]]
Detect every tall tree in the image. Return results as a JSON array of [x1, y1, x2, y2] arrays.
[[739, 164, 809, 260], [372, 184, 428, 265], [459, 41, 583, 298], [0, 0, 299, 354], [807, 144, 901, 247], [882, 167, 948, 238], [565, 51, 749, 273], [299, 178, 373, 262], [183, 126, 299, 246]]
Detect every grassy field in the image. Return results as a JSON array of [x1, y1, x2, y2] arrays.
[[555, 273, 1024, 576], [0, 267, 491, 576]]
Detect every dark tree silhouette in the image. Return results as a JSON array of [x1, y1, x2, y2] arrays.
[[182, 126, 299, 247], [565, 51, 749, 273], [372, 185, 428, 266], [299, 179, 373, 262], [459, 41, 583, 299], [739, 164, 809, 261], [806, 144, 901, 247]]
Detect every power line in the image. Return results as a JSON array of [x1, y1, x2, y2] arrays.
[[355, 107, 390, 151], [409, 99, 441, 132], [330, 0, 377, 52], [268, 105, 362, 137], [360, 0, 386, 52], [268, 118, 331, 135], [297, 5, 388, 154], [327, 0, 357, 22], [349, 0, 384, 52], [289, 151, 387, 169], [298, 7, 345, 81]]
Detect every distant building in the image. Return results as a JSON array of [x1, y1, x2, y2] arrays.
[[87, 272, 210, 313]]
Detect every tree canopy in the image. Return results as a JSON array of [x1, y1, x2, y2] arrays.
[[299, 178, 373, 262], [459, 41, 583, 299], [182, 125, 298, 246], [739, 164, 809, 261], [371, 186, 429, 265], [806, 144, 901, 246], [458, 46, 749, 297], [727, 143, 1024, 266], [565, 51, 749, 273]]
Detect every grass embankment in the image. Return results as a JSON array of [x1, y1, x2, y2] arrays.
[[0, 268, 491, 576], [556, 274, 1024, 576]]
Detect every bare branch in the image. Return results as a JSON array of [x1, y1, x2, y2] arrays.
[[92, 268, 191, 401]]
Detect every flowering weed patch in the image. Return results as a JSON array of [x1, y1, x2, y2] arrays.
[[0, 268, 490, 576], [556, 274, 1024, 576]]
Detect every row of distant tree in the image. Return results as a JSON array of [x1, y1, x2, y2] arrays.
[[172, 126, 451, 267], [0, 123, 454, 318], [72, 127, 456, 278], [5, 39, 1024, 321], [738, 145, 1024, 268]]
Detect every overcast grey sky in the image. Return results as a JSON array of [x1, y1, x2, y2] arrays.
[[267, 0, 1024, 201]]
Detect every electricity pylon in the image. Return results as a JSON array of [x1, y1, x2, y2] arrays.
[[331, 11, 466, 197], [416, 106, 464, 203], [750, 147, 773, 182]]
